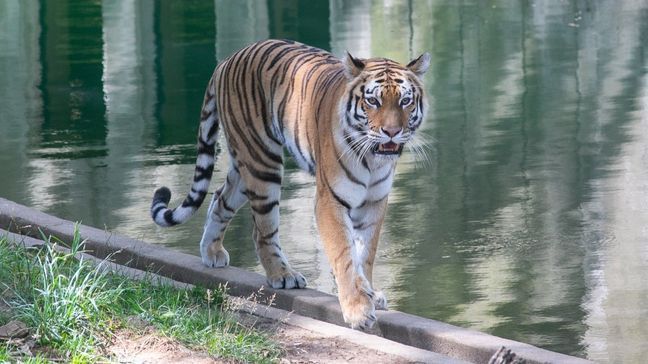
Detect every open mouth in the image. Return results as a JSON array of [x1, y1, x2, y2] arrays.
[[373, 141, 404, 155]]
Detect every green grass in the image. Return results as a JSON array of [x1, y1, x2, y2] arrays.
[[0, 344, 49, 364], [0, 227, 280, 363]]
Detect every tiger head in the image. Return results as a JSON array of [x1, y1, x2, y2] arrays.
[[341, 52, 430, 159]]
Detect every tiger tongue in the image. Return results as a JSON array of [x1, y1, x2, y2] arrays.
[[379, 141, 398, 152]]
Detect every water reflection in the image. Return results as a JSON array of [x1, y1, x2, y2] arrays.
[[0, 1, 647, 361]]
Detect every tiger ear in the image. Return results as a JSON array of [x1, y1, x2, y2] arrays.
[[406, 52, 431, 77], [344, 52, 365, 79]]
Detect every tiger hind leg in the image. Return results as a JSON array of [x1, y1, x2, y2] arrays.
[[199, 165, 247, 267]]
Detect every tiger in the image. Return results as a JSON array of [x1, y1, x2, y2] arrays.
[[150, 39, 429, 329]]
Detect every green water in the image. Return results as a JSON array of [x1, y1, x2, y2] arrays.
[[1, 1, 647, 361]]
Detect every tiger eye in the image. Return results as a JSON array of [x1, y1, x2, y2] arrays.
[[366, 97, 379, 106]]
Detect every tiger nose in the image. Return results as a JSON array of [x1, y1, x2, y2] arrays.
[[381, 127, 402, 138]]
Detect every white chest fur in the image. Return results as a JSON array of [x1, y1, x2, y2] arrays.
[[329, 160, 394, 208], [366, 163, 395, 202]]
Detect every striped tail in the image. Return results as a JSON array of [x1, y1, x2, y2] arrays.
[[151, 77, 219, 227]]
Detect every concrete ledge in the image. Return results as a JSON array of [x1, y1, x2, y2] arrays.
[[0, 197, 592, 364]]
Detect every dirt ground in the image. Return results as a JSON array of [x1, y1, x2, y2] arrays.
[[269, 322, 411, 364], [107, 314, 411, 364], [108, 327, 222, 364]]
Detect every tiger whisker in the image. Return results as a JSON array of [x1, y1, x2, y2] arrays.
[[350, 139, 369, 165], [348, 137, 372, 166], [338, 131, 370, 162], [359, 139, 375, 164], [405, 135, 433, 168]]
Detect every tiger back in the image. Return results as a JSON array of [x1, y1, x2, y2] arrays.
[[150, 39, 429, 329]]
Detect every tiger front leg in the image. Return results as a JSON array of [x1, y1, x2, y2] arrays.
[[316, 194, 377, 330], [353, 197, 390, 311]]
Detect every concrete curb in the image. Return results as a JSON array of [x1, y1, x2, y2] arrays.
[[0, 228, 192, 290], [2, 229, 466, 364], [0, 197, 592, 364]]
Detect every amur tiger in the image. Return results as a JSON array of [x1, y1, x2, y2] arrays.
[[150, 39, 429, 329]]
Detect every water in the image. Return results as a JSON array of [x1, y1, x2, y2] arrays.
[[1, 1, 647, 361]]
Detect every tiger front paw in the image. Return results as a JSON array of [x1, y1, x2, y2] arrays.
[[372, 290, 388, 310], [341, 292, 376, 330]]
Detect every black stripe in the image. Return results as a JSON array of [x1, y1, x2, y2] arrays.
[[352, 95, 366, 120], [163, 210, 177, 226], [292, 120, 310, 168], [278, 51, 323, 112], [370, 169, 392, 187], [346, 90, 353, 111], [221, 198, 235, 213], [200, 108, 212, 121], [191, 186, 207, 195], [151, 205, 166, 218], [267, 46, 295, 70], [334, 143, 367, 188], [328, 185, 351, 210], [315, 69, 345, 116], [251, 200, 279, 215], [246, 43, 271, 119], [269, 73, 284, 133], [215, 185, 225, 198], [206, 121, 219, 140], [197, 141, 215, 156], [345, 115, 356, 128], [246, 164, 282, 184], [250, 135, 282, 165], [333, 245, 350, 263], [353, 222, 376, 230], [193, 165, 215, 182], [227, 121, 280, 170], [182, 189, 207, 207], [340, 161, 366, 187], [268, 44, 307, 70], [366, 195, 389, 205], [262, 228, 279, 240], [256, 43, 286, 135], [234, 47, 255, 121], [260, 99, 282, 145], [244, 189, 268, 200]]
